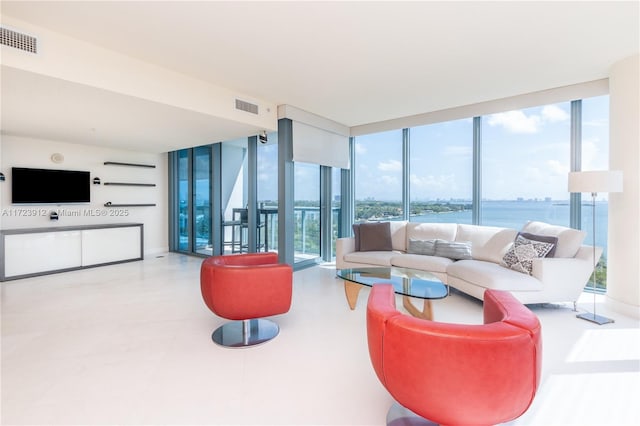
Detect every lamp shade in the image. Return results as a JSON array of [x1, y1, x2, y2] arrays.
[[568, 170, 623, 193]]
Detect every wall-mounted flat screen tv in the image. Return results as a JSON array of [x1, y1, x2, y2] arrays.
[[12, 167, 91, 204]]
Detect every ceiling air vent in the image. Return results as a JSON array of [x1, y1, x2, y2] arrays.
[[0, 27, 37, 54], [235, 99, 259, 115]]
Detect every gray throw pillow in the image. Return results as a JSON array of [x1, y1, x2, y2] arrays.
[[359, 222, 393, 252], [502, 234, 555, 275], [435, 240, 472, 260], [407, 238, 438, 256], [517, 232, 558, 257]]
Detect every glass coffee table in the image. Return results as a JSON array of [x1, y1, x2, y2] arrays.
[[336, 267, 448, 320]]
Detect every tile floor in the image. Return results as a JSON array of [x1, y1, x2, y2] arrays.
[[1, 253, 639, 425]]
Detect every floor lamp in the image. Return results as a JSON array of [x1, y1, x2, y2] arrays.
[[568, 170, 623, 325]]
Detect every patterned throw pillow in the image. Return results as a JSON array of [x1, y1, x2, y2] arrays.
[[502, 235, 555, 275], [517, 232, 558, 257], [407, 238, 438, 255]]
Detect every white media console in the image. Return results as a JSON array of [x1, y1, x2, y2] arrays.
[[0, 223, 143, 281]]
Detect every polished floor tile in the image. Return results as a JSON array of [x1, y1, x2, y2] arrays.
[[1, 253, 639, 425]]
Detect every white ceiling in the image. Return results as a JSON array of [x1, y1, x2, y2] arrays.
[[1, 0, 638, 152]]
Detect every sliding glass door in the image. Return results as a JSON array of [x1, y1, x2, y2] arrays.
[[170, 137, 274, 257], [194, 146, 212, 255]]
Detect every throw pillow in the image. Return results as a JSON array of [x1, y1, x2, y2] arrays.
[[521, 221, 586, 258], [358, 222, 393, 252], [407, 238, 438, 256], [434, 240, 472, 260], [518, 232, 558, 257], [502, 234, 555, 275]]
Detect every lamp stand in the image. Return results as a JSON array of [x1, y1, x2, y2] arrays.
[[576, 192, 614, 325]]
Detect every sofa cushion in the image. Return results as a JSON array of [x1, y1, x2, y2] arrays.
[[521, 221, 586, 258], [344, 251, 400, 266], [447, 259, 543, 292], [391, 253, 454, 273], [407, 238, 438, 255], [389, 221, 408, 251], [455, 224, 517, 264], [358, 222, 393, 252], [502, 234, 555, 275], [518, 232, 558, 258], [406, 222, 457, 244], [434, 240, 472, 260]]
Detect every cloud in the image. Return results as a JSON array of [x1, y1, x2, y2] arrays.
[[541, 105, 569, 123], [378, 159, 402, 172], [487, 111, 541, 134], [487, 105, 569, 134], [355, 142, 367, 155]]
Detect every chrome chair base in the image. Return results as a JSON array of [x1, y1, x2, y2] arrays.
[[386, 402, 437, 426], [212, 318, 280, 348]]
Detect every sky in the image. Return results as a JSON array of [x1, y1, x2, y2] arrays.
[[354, 95, 609, 202]]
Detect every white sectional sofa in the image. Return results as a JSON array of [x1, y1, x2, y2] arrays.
[[336, 221, 602, 306]]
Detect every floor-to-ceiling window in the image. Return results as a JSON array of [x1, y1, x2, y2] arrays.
[[481, 102, 572, 228], [331, 166, 342, 258], [354, 129, 403, 222], [348, 94, 610, 294], [294, 162, 320, 263], [176, 149, 190, 252], [193, 145, 212, 255], [409, 119, 473, 224]]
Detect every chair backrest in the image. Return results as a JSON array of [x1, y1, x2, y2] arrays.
[[367, 285, 541, 426], [200, 252, 292, 320]]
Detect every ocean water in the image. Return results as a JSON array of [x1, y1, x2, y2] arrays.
[[411, 200, 609, 253]]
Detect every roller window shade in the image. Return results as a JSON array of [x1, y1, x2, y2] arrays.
[[292, 121, 350, 169]]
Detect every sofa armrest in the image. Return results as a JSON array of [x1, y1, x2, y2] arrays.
[[336, 237, 356, 269], [530, 245, 603, 303]]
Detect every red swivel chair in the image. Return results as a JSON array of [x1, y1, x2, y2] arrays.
[[367, 285, 542, 426], [201, 252, 292, 348]]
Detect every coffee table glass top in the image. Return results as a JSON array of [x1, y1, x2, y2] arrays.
[[336, 267, 448, 300]]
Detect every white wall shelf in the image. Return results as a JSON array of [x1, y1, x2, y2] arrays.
[[104, 161, 156, 168], [103, 182, 156, 187]]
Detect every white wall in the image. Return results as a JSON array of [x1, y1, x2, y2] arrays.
[[0, 136, 168, 255], [607, 54, 640, 318]]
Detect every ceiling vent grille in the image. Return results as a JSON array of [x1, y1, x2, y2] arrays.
[[0, 27, 37, 54], [235, 99, 259, 115]]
